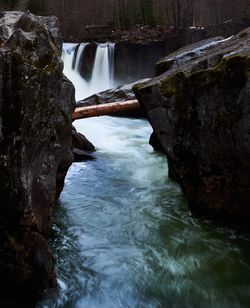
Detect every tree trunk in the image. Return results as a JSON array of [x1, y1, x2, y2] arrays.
[[72, 100, 140, 120]]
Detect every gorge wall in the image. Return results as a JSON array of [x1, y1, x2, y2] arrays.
[[134, 28, 250, 220], [0, 11, 74, 303], [114, 30, 207, 84], [73, 20, 250, 87], [114, 19, 250, 84]]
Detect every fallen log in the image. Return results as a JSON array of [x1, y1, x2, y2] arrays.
[[72, 99, 140, 120]]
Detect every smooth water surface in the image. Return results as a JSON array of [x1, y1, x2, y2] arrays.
[[40, 116, 250, 308]]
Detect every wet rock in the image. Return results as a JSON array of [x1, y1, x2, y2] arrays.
[[72, 127, 95, 151], [73, 148, 95, 161], [0, 11, 74, 302], [155, 36, 224, 76], [77, 42, 97, 81], [114, 30, 207, 84], [72, 126, 95, 161], [134, 28, 250, 220]]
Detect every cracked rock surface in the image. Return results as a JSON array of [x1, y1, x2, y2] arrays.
[[134, 28, 250, 220], [0, 11, 74, 302]]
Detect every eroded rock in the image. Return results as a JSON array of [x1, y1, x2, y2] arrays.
[[0, 11, 74, 302], [134, 28, 250, 220], [72, 126, 95, 161]]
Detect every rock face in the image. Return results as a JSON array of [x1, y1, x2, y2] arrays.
[[72, 126, 96, 161], [134, 28, 250, 219], [114, 29, 207, 84], [0, 11, 74, 302], [77, 43, 97, 81]]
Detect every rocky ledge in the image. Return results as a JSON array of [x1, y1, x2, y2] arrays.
[[134, 28, 250, 220], [0, 11, 74, 303]]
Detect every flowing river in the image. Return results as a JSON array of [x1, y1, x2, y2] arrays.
[[39, 44, 250, 307]]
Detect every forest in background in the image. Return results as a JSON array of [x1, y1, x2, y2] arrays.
[[1, 0, 250, 39]]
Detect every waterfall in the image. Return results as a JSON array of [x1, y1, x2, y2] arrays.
[[108, 43, 115, 85], [62, 43, 77, 71], [62, 43, 88, 102], [62, 42, 116, 101], [90, 43, 115, 93], [73, 43, 88, 71]]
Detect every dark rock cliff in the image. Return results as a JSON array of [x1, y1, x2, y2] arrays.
[[114, 30, 207, 84], [0, 11, 74, 302], [114, 19, 250, 85], [134, 28, 250, 220]]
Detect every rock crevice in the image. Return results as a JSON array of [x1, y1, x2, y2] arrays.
[[134, 28, 250, 219], [0, 11, 74, 302]]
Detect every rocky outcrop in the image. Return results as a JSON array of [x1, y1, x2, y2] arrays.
[[134, 28, 250, 219], [72, 126, 95, 161], [114, 29, 207, 84], [0, 11, 74, 303]]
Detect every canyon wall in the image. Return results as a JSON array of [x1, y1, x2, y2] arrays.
[[0, 11, 74, 303], [134, 29, 250, 220]]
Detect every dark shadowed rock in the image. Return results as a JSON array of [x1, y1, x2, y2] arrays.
[[112, 20, 249, 85], [72, 126, 95, 161], [206, 17, 250, 38], [0, 11, 74, 303], [72, 126, 95, 151], [73, 147, 96, 161], [77, 42, 97, 81], [155, 36, 224, 76], [114, 29, 207, 84], [134, 28, 250, 220]]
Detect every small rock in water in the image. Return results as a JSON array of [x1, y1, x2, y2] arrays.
[[73, 148, 96, 161]]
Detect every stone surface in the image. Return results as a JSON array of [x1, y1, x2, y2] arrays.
[[72, 126, 95, 161], [134, 28, 250, 219], [114, 29, 207, 84], [0, 11, 74, 302], [77, 43, 97, 81]]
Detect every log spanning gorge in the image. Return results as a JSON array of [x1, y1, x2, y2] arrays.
[[1, 11, 250, 307]]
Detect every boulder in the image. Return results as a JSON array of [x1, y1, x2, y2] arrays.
[[0, 11, 74, 303], [72, 126, 95, 161], [114, 29, 207, 84], [134, 28, 250, 220]]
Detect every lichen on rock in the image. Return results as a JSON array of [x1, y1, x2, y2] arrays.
[[134, 28, 250, 220], [0, 11, 74, 303]]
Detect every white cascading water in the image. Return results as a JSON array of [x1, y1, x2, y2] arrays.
[[90, 43, 115, 94], [73, 42, 88, 71], [62, 43, 88, 102], [62, 42, 116, 101]]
